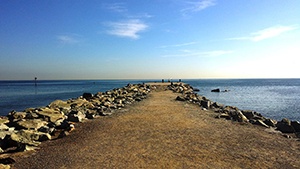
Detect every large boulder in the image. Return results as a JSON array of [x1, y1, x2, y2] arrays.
[[291, 121, 300, 132], [236, 111, 249, 123], [48, 100, 71, 110], [7, 111, 27, 121], [242, 110, 255, 119], [0, 117, 9, 124], [10, 130, 50, 143], [264, 119, 277, 127], [0, 124, 9, 131], [69, 99, 94, 109], [4, 130, 51, 151], [200, 100, 211, 109], [82, 93, 93, 100], [67, 111, 86, 122], [0, 118, 9, 131], [251, 119, 269, 128], [14, 119, 48, 130], [35, 108, 65, 123], [276, 118, 295, 133]]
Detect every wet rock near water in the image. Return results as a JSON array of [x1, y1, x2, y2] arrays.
[[169, 83, 300, 137], [0, 83, 151, 156], [211, 88, 220, 92]]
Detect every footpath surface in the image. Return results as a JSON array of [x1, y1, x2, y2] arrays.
[[11, 85, 300, 169]]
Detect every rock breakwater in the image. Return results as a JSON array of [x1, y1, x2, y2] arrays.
[[0, 83, 150, 155], [169, 83, 300, 138]]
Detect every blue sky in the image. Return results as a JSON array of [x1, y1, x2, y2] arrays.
[[1, 0, 300, 80]]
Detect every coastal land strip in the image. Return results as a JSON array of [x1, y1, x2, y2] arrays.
[[0, 82, 300, 168]]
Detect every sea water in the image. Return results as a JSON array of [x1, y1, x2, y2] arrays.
[[186, 79, 300, 121], [0, 79, 299, 121]]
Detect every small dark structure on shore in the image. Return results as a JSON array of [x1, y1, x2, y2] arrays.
[[34, 77, 37, 86]]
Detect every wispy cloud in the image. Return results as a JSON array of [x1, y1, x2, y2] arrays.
[[103, 3, 153, 19], [160, 42, 198, 48], [181, 0, 216, 15], [103, 3, 127, 13], [57, 35, 80, 44], [105, 19, 148, 39], [228, 25, 298, 42], [128, 13, 153, 19], [162, 50, 233, 58]]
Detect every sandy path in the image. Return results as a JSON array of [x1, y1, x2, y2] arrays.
[[11, 87, 300, 169]]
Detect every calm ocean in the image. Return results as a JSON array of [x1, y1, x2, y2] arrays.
[[0, 79, 299, 121]]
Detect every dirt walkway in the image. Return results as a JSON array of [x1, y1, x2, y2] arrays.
[[11, 87, 300, 169]]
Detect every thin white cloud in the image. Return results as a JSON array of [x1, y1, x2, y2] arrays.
[[105, 19, 148, 39], [181, 0, 216, 15], [228, 25, 298, 42], [162, 50, 233, 58], [160, 42, 198, 48], [103, 3, 152, 19], [103, 3, 127, 13], [128, 13, 154, 19], [57, 35, 80, 44]]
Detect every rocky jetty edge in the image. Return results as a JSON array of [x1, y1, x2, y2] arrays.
[[170, 83, 300, 137], [0, 83, 150, 168], [0, 82, 300, 168]]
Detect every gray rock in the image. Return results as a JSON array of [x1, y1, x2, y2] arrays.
[[25, 111, 40, 119], [7, 111, 27, 121], [0, 123, 9, 131], [15, 130, 51, 142], [58, 130, 70, 138], [38, 125, 55, 134], [5, 130, 48, 151], [211, 102, 224, 109], [264, 119, 277, 127], [254, 119, 269, 128], [83, 93, 93, 100], [48, 100, 71, 110], [67, 111, 86, 122], [135, 97, 143, 102], [242, 110, 255, 119], [211, 88, 220, 92], [85, 110, 97, 119], [291, 121, 300, 132], [216, 113, 231, 120], [176, 96, 186, 101], [236, 111, 249, 123], [200, 100, 211, 109], [54, 118, 68, 129], [36, 108, 65, 123], [276, 118, 295, 133], [0, 117, 9, 124], [0, 164, 11, 169], [0, 130, 13, 140], [14, 119, 48, 130], [193, 88, 200, 92]]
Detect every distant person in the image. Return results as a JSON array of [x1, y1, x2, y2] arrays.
[[162, 79, 164, 83]]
